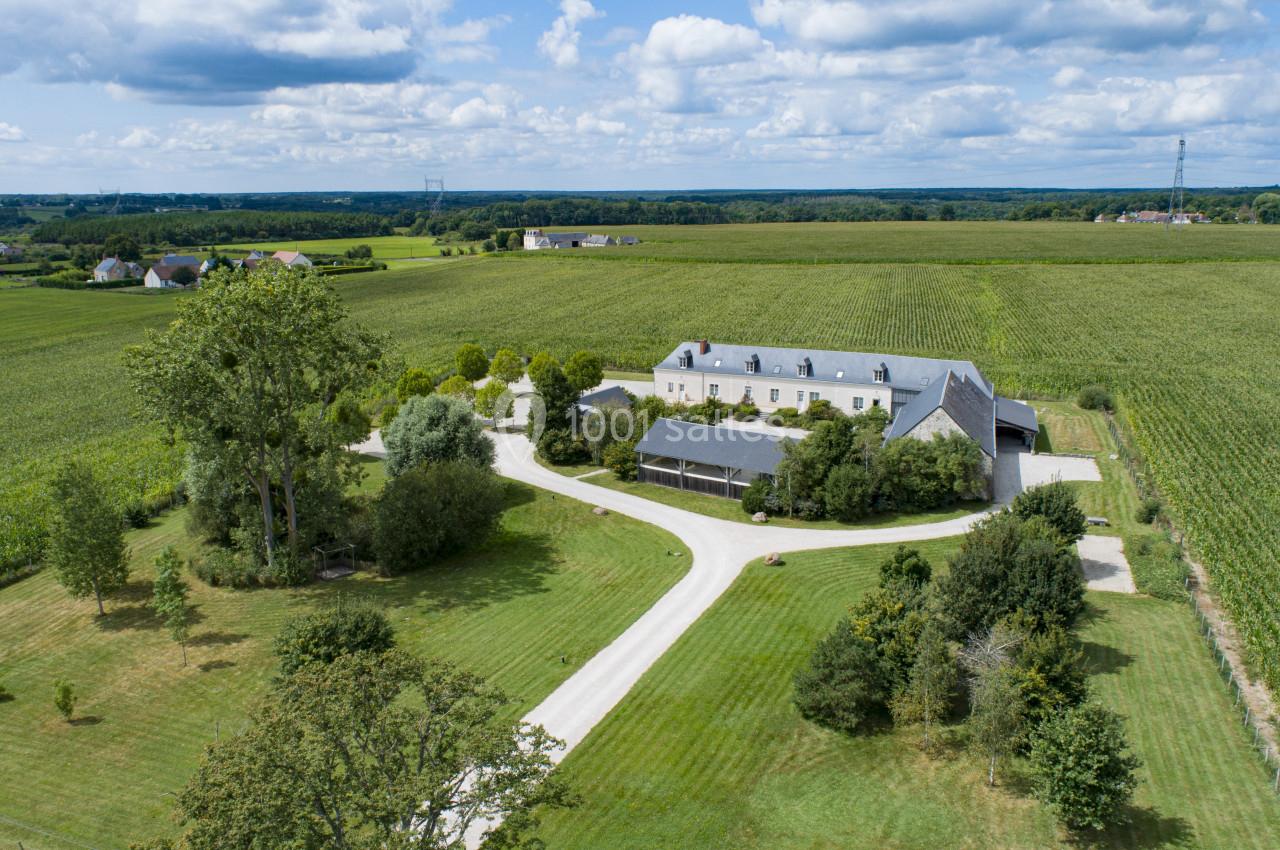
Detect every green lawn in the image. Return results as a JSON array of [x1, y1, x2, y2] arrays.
[[586, 472, 983, 530], [0, 480, 687, 849], [534, 542, 1280, 850], [218, 234, 443, 259]]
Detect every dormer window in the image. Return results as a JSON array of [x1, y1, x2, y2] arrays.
[[678, 349, 693, 369], [873, 363, 887, 383], [745, 355, 759, 374], [796, 357, 812, 378]]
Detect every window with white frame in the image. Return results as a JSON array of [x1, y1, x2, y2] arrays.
[[873, 368, 886, 383], [744, 385, 753, 399], [809, 391, 820, 402], [797, 390, 805, 404], [709, 383, 719, 397], [770, 388, 780, 402], [853, 396, 864, 410], [667, 382, 674, 393]]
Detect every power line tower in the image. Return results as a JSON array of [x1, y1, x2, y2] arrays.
[[98, 187, 121, 215], [1167, 137, 1185, 230], [424, 177, 445, 216]]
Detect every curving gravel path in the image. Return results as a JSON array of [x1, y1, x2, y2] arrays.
[[353, 428, 1002, 847]]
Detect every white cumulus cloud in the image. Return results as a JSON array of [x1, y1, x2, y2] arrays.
[[538, 0, 604, 69], [0, 122, 26, 142]]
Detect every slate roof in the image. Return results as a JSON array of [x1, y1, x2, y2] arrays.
[[635, 418, 789, 475], [995, 396, 1039, 434], [576, 385, 631, 409], [884, 370, 997, 457], [656, 341, 991, 395], [94, 258, 122, 274], [583, 234, 613, 246], [160, 253, 200, 268]]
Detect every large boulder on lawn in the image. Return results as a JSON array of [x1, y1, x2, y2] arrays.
[[764, 552, 782, 566], [592, 506, 609, 516], [751, 512, 768, 523]]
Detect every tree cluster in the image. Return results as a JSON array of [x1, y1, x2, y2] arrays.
[[127, 264, 383, 584], [146, 606, 569, 849], [754, 410, 987, 521], [793, 484, 1139, 831], [34, 210, 391, 246]]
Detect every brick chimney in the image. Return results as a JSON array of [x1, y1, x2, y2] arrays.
[[698, 339, 710, 354]]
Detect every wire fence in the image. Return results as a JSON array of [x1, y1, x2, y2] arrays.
[[1106, 412, 1279, 793], [1190, 589, 1280, 793]]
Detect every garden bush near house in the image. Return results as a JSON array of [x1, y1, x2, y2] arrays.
[[537, 427, 589, 466], [603, 440, 638, 480], [733, 399, 759, 419], [273, 596, 396, 675], [740, 477, 770, 515], [192, 548, 261, 589], [1126, 533, 1190, 600], [770, 406, 803, 427], [372, 462, 505, 575], [383, 394, 493, 477], [822, 462, 874, 521], [1076, 384, 1114, 411], [1012, 481, 1088, 543]]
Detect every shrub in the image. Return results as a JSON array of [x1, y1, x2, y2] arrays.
[[436, 374, 475, 400], [563, 351, 603, 394], [603, 440, 637, 480], [1077, 385, 1114, 411], [1029, 703, 1141, 830], [455, 344, 490, 381], [537, 427, 589, 465], [793, 618, 890, 734], [1011, 618, 1089, 733], [54, 680, 76, 721], [383, 394, 493, 476], [823, 463, 873, 522], [265, 549, 312, 587], [770, 406, 802, 427], [802, 398, 838, 422], [741, 477, 770, 515], [192, 548, 260, 588], [1126, 534, 1189, 600], [878, 546, 932, 587], [733, 400, 759, 419], [124, 500, 151, 529], [1012, 481, 1088, 543], [939, 512, 1085, 638], [1135, 496, 1163, 524], [373, 462, 505, 574], [395, 367, 435, 402], [273, 597, 395, 676]]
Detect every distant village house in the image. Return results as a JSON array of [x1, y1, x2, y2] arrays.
[[93, 257, 144, 282], [523, 229, 638, 250]]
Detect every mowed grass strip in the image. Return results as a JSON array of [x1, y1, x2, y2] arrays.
[[533, 543, 1280, 850], [0, 480, 686, 850], [218, 234, 442, 259]]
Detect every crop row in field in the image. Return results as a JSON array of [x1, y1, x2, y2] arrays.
[[217, 234, 442, 259], [509, 220, 1280, 264]]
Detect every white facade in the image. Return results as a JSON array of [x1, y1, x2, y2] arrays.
[[653, 366, 893, 414]]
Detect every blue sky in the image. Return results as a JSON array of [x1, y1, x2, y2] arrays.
[[1, 0, 1278, 193]]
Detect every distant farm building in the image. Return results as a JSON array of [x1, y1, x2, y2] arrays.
[[272, 250, 313, 268], [523, 229, 638, 250], [0, 242, 22, 257], [93, 257, 143, 282]]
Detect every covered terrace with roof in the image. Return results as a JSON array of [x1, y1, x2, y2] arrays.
[[634, 418, 790, 499]]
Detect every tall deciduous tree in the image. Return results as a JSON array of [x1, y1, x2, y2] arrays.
[[455, 343, 490, 381], [891, 618, 957, 748], [126, 265, 383, 569], [382, 394, 494, 476], [488, 348, 525, 384], [171, 651, 569, 849], [48, 461, 129, 616], [1030, 702, 1141, 830], [152, 546, 191, 666], [563, 350, 603, 394], [961, 625, 1025, 786]]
